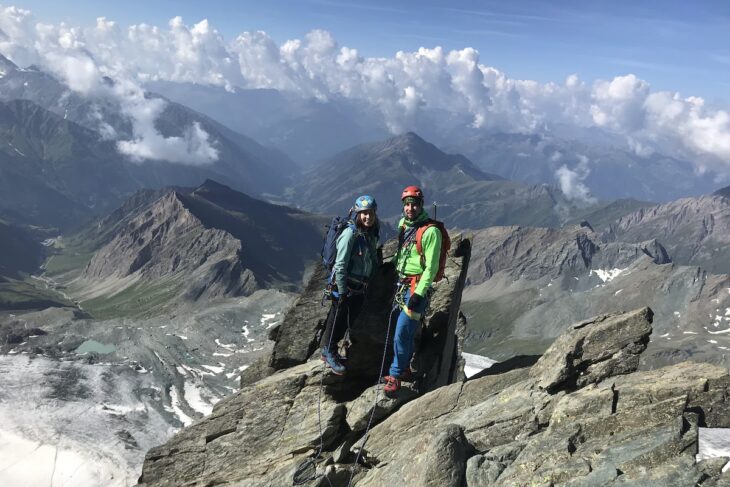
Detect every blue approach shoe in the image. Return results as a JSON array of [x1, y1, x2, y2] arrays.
[[320, 348, 346, 375]]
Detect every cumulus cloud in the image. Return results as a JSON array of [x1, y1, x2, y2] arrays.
[[555, 154, 596, 203], [112, 79, 218, 164], [0, 6, 219, 165], [1, 5, 730, 170]]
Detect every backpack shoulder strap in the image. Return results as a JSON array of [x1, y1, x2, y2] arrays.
[[415, 219, 436, 256]]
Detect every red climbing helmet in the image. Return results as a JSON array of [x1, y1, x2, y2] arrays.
[[401, 185, 424, 201]]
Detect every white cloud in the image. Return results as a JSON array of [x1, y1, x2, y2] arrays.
[[555, 154, 596, 203], [0, 6, 730, 170], [112, 79, 218, 165], [0, 7, 219, 165], [627, 137, 654, 158]]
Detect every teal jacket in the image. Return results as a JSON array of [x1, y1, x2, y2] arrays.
[[394, 209, 442, 296], [333, 223, 379, 293]]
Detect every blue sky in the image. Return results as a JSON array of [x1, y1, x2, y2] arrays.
[[13, 0, 730, 104]]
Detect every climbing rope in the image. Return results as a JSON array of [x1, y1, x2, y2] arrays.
[[292, 302, 342, 486], [345, 295, 399, 487], [293, 284, 406, 486]]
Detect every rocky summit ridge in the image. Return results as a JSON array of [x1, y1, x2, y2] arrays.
[[136, 230, 730, 486], [68, 180, 325, 317]]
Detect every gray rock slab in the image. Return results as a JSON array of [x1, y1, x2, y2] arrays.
[[530, 307, 653, 392]]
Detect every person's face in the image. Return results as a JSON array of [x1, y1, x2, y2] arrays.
[[403, 200, 421, 220], [358, 209, 376, 227]]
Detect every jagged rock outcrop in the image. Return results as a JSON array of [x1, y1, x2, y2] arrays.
[[246, 233, 471, 393], [138, 303, 730, 487]]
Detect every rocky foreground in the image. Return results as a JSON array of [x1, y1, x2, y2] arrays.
[[136, 234, 730, 486]]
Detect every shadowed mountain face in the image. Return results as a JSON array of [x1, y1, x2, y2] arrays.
[[0, 99, 132, 228], [287, 132, 497, 217], [603, 191, 730, 274], [0, 220, 43, 278], [286, 132, 595, 228], [433, 130, 718, 203], [0, 56, 298, 229], [144, 80, 391, 165], [65, 180, 326, 318]]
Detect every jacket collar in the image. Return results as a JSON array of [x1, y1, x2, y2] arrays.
[[403, 209, 429, 227]]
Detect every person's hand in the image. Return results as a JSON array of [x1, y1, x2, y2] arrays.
[[332, 290, 347, 303], [407, 293, 423, 311]]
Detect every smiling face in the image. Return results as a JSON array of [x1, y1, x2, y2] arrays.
[[357, 209, 376, 228], [403, 199, 422, 220]]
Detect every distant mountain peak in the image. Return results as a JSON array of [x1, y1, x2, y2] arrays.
[[197, 178, 233, 193], [712, 185, 730, 199], [382, 131, 431, 152], [0, 54, 18, 74]]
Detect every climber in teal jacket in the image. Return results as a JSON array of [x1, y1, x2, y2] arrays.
[[320, 195, 380, 375]]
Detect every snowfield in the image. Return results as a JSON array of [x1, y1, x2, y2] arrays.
[[0, 355, 175, 486]]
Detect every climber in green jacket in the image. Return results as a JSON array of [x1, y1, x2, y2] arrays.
[[384, 185, 442, 395]]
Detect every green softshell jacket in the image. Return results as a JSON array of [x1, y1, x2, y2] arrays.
[[394, 209, 442, 296], [333, 224, 379, 293]]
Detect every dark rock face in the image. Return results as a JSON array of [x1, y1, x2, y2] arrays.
[[268, 263, 331, 370], [137, 298, 730, 487]]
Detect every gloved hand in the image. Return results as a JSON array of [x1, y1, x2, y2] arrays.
[[407, 293, 423, 311], [331, 290, 347, 303]]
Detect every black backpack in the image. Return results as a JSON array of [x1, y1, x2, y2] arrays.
[[321, 214, 355, 278]]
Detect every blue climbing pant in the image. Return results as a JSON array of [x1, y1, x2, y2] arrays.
[[389, 288, 428, 377]]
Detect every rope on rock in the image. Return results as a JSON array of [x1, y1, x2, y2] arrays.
[[293, 287, 400, 486], [292, 303, 341, 486], [345, 297, 399, 487]]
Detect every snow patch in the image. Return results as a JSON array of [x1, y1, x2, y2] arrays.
[[261, 313, 280, 329], [590, 268, 626, 283], [99, 403, 146, 416], [709, 328, 730, 335], [226, 365, 249, 380], [183, 382, 214, 416], [242, 325, 255, 343], [0, 429, 133, 487], [202, 364, 224, 374], [698, 428, 730, 472], [462, 352, 497, 378], [168, 385, 193, 426], [215, 339, 236, 351]]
